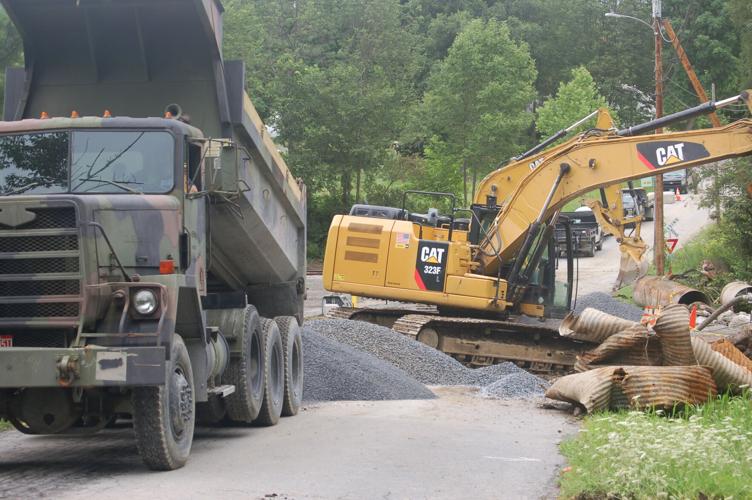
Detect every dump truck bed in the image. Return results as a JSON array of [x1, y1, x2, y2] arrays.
[[2, 0, 306, 293]]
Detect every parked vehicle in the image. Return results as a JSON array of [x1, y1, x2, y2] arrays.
[[0, 0, 306, 470], [622, 188, 655, 222], [663, 170, 689, 194], [555, 207, 603, 257]]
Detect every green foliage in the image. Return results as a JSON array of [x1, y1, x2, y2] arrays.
[[3, 0, 752, 259], [419, 18, 537, 204], [691, 159, 752, 283], [0, 419, 9, 432], [560, 392, 752, 498], [729, 0, 752, 88], [666, 225, 740, 302], [536, 66, 608, 138], [0, 8, 22, 113]]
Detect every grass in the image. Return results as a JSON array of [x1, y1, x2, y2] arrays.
[[0, 419, 11, 432], [559, 392, 752, 499]]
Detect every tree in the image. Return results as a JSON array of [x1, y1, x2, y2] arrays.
[[419, 19, 537, 205], [536, 66, 609, 139], [0, 8, 22, 115], [728, 0, 752, 88]]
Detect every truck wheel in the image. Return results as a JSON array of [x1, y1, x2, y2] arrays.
[[254, 318, 284, 426], [132, 333, 195, 471], [224, 306, 264, 423], [585, 240, 596, 257], [596, 239, 603, 251], [275, 316, 304, 417]]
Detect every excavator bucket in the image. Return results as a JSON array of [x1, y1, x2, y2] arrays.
[[614, 252, 649, 290]]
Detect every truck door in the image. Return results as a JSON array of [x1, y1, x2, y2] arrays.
[[182, 140, 207, 296]]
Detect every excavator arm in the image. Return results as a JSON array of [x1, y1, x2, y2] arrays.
[[477, 92, 752, 287], [586, 183, 649, 288]]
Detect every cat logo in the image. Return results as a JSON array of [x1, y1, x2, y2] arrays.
[[656, 143, 685, 166], [415, 241, 449, 292], [636, 140, 709, 170], [529, 157, 545, 171], [420, 246, 445, 264]]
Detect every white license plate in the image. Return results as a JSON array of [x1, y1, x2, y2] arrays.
[[0, 335, 12, 347]]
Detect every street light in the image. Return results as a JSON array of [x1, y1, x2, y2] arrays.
[[605, 5, 667, 277], [604, 12, 657, 34]]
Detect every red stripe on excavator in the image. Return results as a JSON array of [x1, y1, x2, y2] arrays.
[[637, 151, 656, 170], [414, 269, 427, 290]]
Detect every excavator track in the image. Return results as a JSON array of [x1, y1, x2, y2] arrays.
[[327, 307, 592, 374]]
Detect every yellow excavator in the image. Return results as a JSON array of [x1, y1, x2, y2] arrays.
[[323, 91, 752, 373]]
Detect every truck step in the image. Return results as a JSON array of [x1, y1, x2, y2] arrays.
[[208, 385, 236, 398]]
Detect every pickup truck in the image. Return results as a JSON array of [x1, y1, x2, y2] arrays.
[[555, 207, 603, 257], [663, 170, 689, 194]]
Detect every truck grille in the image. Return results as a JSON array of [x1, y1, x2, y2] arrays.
[[0, 207, 77, 230], [0, 204, 82, 328]]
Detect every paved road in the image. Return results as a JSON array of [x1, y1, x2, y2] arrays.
[[566, 193, 710, 295], [0, 388, 576, 500]]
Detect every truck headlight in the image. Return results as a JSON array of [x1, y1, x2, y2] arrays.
[[134, 289, 158, 315]]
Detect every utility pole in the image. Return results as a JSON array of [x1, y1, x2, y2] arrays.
[[652, 0, 665, 276]]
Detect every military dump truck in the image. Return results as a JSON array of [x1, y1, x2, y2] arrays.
[[0, 0, 306, 470]]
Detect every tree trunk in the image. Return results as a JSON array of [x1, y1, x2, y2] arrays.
[[355, 168, 361, 204], [462, 158, 468, 207], [341, 171, 352, 208], [471, 165, 477, 203]]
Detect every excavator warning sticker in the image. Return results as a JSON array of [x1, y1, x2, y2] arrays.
[[415, 241, 449, 292], [636, 141, 709, 170]]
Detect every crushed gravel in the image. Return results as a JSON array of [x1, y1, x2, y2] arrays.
[[304, 319, 549, 401], [480, 372, 550, 399], [574, 291, 643, 321], [302, 328, 435, 402]]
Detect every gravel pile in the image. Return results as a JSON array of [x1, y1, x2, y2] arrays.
[[574, 291, 643, 321], [302, 328, 435, 402], [480, 372, 550, 399], [305, 319, 549, 400]]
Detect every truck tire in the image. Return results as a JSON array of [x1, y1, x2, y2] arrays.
[[224, 306, 264, 423], [132, 333, 195, 471], [585, 240, 596, 257], [596, 239, 603, 251], [644, 206, 655, 221], [275, 316, 304, 417], [254, 318, 284, 426]]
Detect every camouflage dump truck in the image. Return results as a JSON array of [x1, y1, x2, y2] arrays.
[[0, 0, 306, 470]]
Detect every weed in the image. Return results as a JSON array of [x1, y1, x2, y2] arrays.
[[559, 392, 752, 499]]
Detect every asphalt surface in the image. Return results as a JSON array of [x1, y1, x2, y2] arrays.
[[0, 388, 576, 500], [562, 193, 710, 295]]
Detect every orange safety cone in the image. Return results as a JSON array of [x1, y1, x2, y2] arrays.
[[689, 304, 697, 329], [674, 187, 682, 201]]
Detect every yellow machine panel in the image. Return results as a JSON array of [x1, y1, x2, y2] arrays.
[[324, 215, 513, 312], [325, 215, 395, 287]]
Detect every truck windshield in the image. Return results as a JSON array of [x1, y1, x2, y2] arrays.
[[0, 130, 174, 195]]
